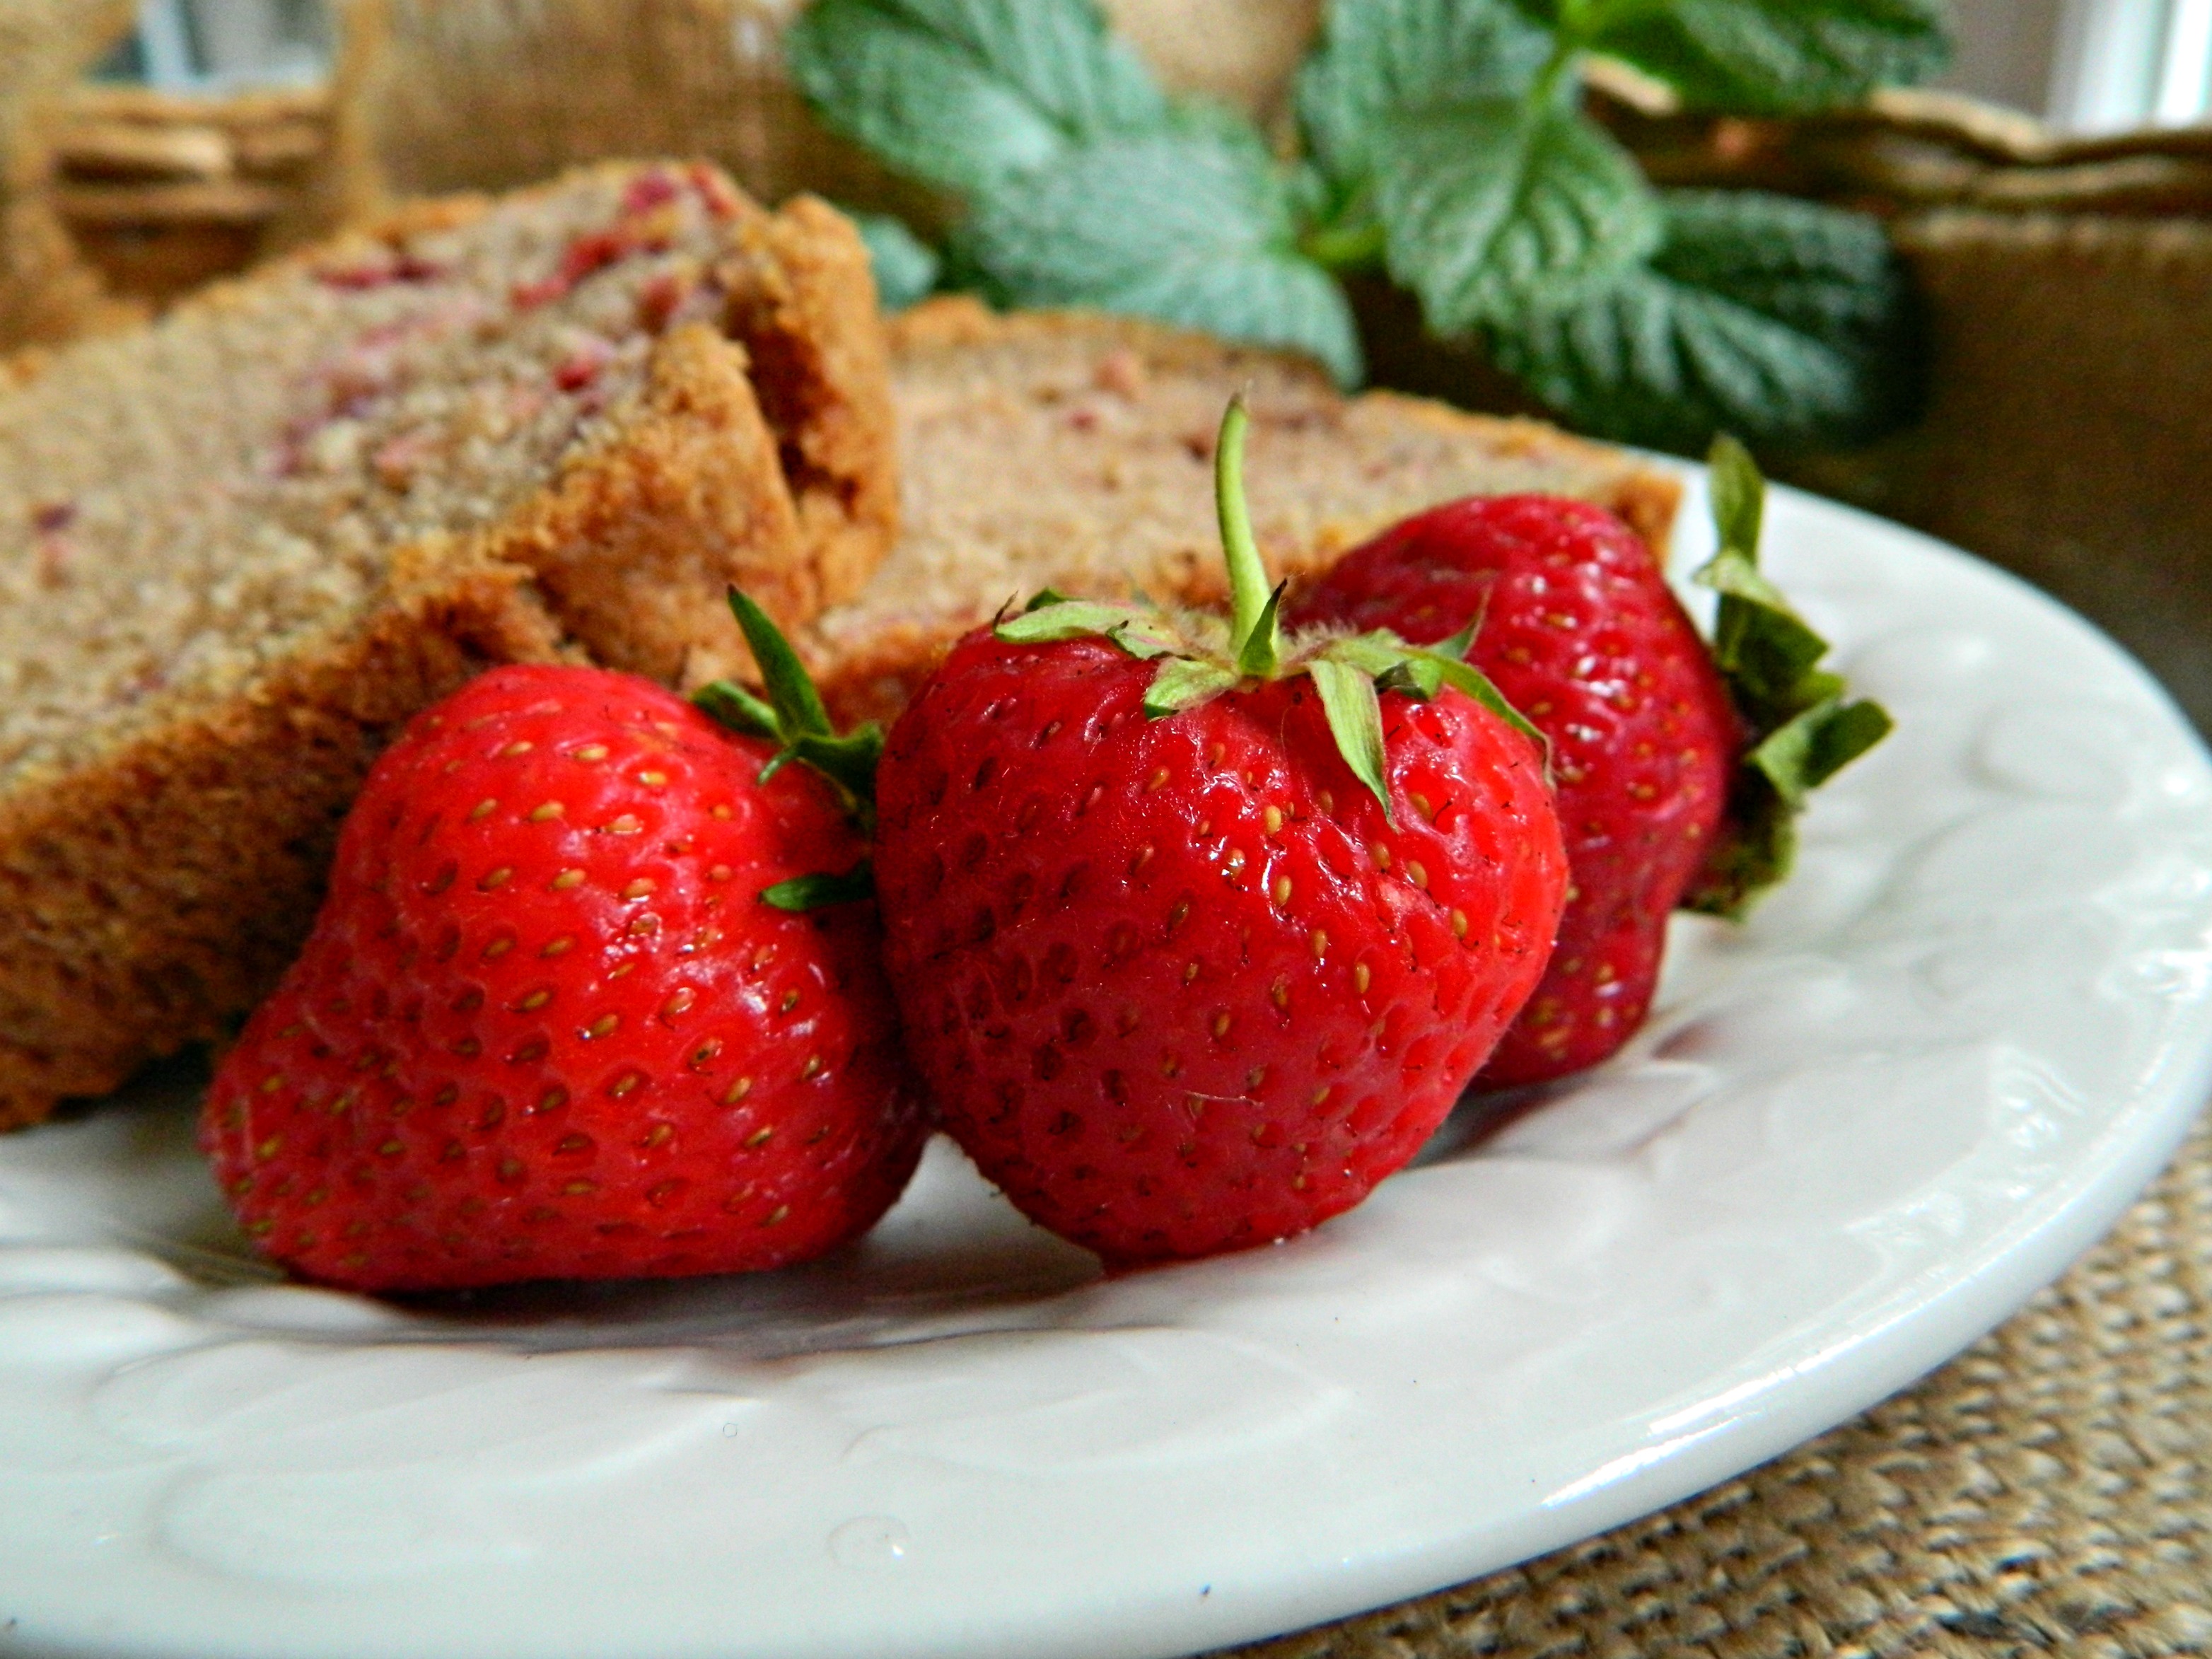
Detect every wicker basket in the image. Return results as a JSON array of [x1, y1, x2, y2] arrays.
[[45, 81, 332, 307], [0, 0, 138, 353]]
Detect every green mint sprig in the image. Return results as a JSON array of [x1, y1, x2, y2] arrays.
[[790, 0, 1948, 455], [1490, 188, 1921, 453], [954, 117, 1365, 383]]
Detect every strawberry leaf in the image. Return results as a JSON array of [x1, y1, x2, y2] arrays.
[[692, 680, 779, 741], [1706, 431, 1764, 557], [761, 864, 878, 912], [1236, 585, 1288, 680], [698, 589, 884, 834], [1315, 634, 1409, 677], [1698, 548, 1830, 719], [1687, 697, 1891, 921], [1312, 634, 1547, 770], [1431, 615, 1482, 662], [1144, 658, 1239, 718], [1404, 651, 1551, 762], [785, 0, 1166, 197], [1108, 617, 1189, 660], [1683, 782, 1791, 921], [789, 730, 887, 816], [1375, 96, 1660, 334], [1750, 695, 1894, 808], [727, 589, 835, 740], [996, 600, 1148, 644], [1308, 657, 1395, 825], [1683, 441, 1890, 917]]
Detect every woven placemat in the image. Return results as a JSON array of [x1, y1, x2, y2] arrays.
[[1225, 1103, 2212, 1659]]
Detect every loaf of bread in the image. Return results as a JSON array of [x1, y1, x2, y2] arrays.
[[809, 298, 1679, 728], [0, 160, 895, 1131]]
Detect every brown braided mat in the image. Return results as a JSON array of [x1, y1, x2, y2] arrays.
[[1223, 1105, 2212, 1659]]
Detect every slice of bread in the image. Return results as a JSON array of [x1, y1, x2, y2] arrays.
[[810, 299, 1680, 728], [0, 161, 894, 1131]]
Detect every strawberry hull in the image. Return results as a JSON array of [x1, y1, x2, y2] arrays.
[[874, 631, 1568, 1267]]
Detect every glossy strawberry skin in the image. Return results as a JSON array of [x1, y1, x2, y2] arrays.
[[201, 664, 928, 1293], [1291, 496, 1740, 1086], [873, 632, 1568, 1267]]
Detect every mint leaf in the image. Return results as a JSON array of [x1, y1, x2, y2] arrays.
[[849, 211, 941, 309], [1489, 189, 1916, 453], [958, 125, 1362, 384], [1525, 0, 1949, 113], [1296, 0, 1552, 190], [786, 0, 1165, 197], [1375, 97, 1660, 334]]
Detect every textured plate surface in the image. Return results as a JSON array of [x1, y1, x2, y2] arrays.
[[4, 477, 2212, 1659]]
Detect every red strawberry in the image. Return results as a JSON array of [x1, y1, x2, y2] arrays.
[[873, 401, 1568, 1267], [1290, 496, 1735, 1084], [202, 613, 926, 1293], [1291, 438, 1890, 1085]]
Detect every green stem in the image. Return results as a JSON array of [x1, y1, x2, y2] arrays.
[[1300, 216, 1387, 274], [1214, 397, 1276, 673]]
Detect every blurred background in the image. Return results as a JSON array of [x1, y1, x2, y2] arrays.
[[88, 1, 2212, 132], [6, 0, 2210, 734]]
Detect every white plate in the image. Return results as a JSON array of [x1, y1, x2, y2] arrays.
[[5, 477, 2212, 1659]]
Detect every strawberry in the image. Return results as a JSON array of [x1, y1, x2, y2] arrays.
[[202, 601, 926, 1292], [1291, 438, 1890, 1085], [873, 400, 1569, 1267]]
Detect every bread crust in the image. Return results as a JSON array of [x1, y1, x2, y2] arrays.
[[0, 564, 562, 1131], [0, 165, 896, 1130]]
